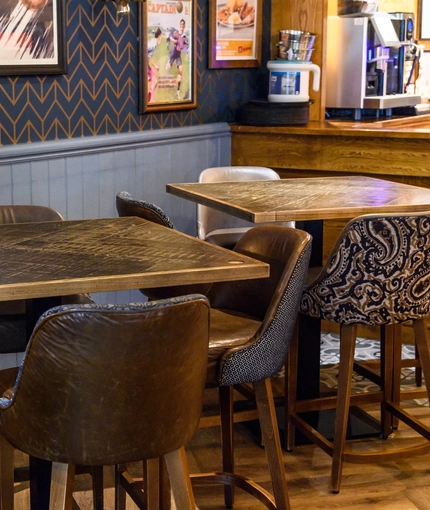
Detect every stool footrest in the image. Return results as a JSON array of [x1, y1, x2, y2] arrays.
[[191, 472, 276, 510]]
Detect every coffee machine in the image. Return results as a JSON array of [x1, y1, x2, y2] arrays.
[[326, 12, 421, 119]]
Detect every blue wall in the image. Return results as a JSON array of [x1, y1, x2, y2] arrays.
[[0, 0, 271, 145]]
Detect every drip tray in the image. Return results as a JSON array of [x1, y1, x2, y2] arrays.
[[237, 99, 312, 126]]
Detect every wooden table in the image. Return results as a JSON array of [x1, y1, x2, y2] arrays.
[[0, 216, 268, 302], [1, 216, 269, 510], [167, 175, 430, 224], [167, 175, 430, 405]]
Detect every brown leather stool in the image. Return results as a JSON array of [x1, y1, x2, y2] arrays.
[[0, 295, 209, 510]]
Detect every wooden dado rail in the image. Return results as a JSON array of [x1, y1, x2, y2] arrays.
[[231, 115, 430, 341]]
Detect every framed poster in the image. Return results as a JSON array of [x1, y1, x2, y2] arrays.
[[209, 0, 262, 69], [0, 0, 67, 75], [139, 0, 197, 113]]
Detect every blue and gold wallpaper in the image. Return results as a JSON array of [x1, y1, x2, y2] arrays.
[[0, 0, 270, 145]]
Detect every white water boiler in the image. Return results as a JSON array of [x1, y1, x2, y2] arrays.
[[267, 61, 321, 103]]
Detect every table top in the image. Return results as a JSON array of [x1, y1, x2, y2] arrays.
[[167, 176, 430, 223], [0, 217, 269, 302]]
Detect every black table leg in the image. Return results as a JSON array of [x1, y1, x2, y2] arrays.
[[30, 457, 52, 510]]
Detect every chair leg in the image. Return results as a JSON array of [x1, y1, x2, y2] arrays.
[[331, 324, 356, 494], [49, 462, 75, 510], [413, 319, 430, 399], [0, 436, 14, 510], [414, 343, 423, 387], [90, 466, 104, 510], [381, 324, 397, 438], [114, 464, 127, 510], [254, 378, 291, 510], [285, 321, 299, 452], [220, 385, 234, 508], [164, 447, 197, 510]]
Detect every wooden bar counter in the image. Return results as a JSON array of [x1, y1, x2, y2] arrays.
[[231, 115, 430, 185]]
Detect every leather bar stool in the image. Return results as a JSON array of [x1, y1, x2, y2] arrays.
[[0, 295, 209, 510], [194, 225, 312, 509]]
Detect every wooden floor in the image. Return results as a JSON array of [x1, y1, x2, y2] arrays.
[[13, 387, 430, 510]]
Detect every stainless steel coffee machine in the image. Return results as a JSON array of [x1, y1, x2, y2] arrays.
[[326, 12, 421, 119]]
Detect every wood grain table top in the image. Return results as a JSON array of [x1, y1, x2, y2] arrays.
[[0, 217, 269, 302], [167, 176, 430, 223]]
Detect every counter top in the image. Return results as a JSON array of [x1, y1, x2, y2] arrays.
[[230, 114, 430, 140]]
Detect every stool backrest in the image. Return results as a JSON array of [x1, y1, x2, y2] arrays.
[[208, 225, 312, 385], [116, 191, 175, 229], [197, 167, 280, 241], [301, 213, 430, 325], [0, 296, 209, 466], [0, 205, 63, 224]]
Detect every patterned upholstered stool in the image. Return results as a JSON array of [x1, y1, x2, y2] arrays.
[[286, 212, 430, 493]]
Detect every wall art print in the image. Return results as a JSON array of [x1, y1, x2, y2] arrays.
[[209, 0, 262, 69], [0, 0, 66, 75], [139, 0, 197, 113]]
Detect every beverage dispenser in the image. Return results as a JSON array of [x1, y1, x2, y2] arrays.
[[326, 13, 421, 119]]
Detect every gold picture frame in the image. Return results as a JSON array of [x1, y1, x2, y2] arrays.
[[209, 0, 262, 69], [138, 0, 197, 113]]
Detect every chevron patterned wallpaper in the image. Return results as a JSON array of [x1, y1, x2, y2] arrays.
[[0, 0, 271, 146]]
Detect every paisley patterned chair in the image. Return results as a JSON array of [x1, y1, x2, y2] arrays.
[[286, 212, 430, 493]]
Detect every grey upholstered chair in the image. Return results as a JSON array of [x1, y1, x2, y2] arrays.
[[116, 191, 175, 228], [197, 166, 295, 249], [0, 295, 210, 510], [195, 225, 312, 509], [286, 212, 430, 493], [116, 191, 211, 300]]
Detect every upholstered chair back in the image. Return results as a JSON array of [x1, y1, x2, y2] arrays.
[[301, 213, 430, 325]]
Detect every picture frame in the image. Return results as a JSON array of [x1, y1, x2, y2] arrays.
[[138, 0, 197, 114], [418, 0, 430, 50], [0, 0, 67, 76], [208, 0, 262, 69]]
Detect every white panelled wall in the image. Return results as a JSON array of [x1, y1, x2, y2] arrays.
[[0, 123, 232, 368]]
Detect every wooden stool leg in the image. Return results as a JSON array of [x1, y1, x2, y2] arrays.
[[91, 466, 104, 510], [254, 378, 291, 510], [49, 462, 75, 510], [391, 324, 403, 430], [285, 321, 299, 452], [164, 447, 196, 510], [381, 324, 397, 437], [415, 343, 423, 387], [144, 458, 162, 509], [413, 319, 430, 398], [220, 385, 234, 508], [0, 436, 14, 510], [331, 324, 356, 494], [159, 458, 171, 510], [114, 464, 127, 510]]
